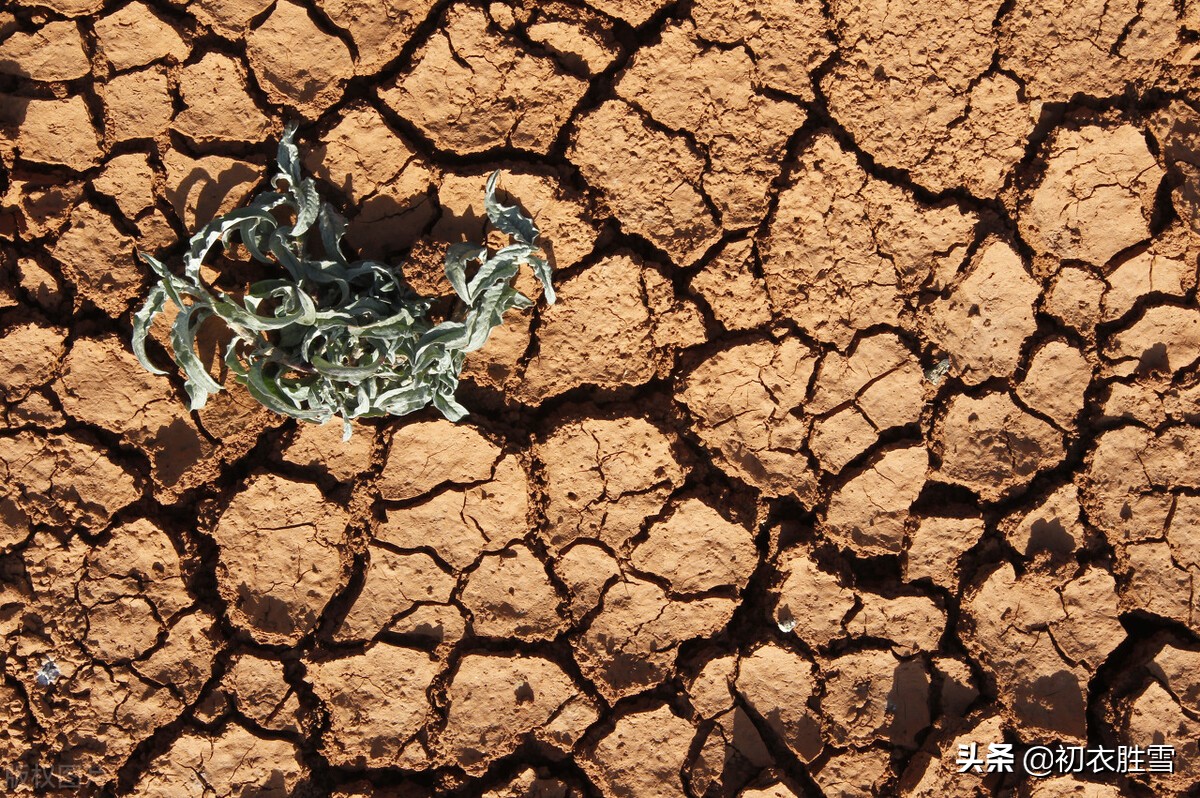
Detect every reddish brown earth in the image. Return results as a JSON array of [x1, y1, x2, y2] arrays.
[[1, 0, 1199, 796]]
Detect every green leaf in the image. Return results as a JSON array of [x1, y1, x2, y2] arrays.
[[415, 321, 471, 364], [169, 304, 223, 410], [484, 171, 539, 245], [527, 253, 555, 305], [138, 252, 187, 310], [467, 249, 521, 304], [319, 202, 349, 263], [132, 283, 169, 375], [375, 384, 432, 416], [186, 207, 277, 283], [293, 178, 320, 236], [444, 242, 486, 304], [345, 310, 422, 338], [432, 389, 468, 422], [243, 359, 322, 421], [276, 120, 304, 190], [311, 347, 385, 382]]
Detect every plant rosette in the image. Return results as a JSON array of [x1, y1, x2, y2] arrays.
[[132, 123, 554, 439]]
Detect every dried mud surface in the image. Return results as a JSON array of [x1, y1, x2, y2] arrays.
[[0, 0, 1199, 796]]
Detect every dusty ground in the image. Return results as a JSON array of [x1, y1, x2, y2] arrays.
[[1, 0, 1200, 796]]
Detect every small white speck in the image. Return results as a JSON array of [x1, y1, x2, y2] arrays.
[[36, 658, 60, 687]]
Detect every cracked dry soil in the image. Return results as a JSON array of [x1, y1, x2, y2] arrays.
[[1, 0, 1199, 796]]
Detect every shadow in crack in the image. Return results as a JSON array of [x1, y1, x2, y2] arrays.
[[887, 659, 932, 749], [345, 188, 436, 262], [0, 173, 82, 238], [1014, 669, 1087, 740], [146, 417, 210, 488], [236, 583, 297, 639], [1153, 105, 1200, 236], [431, 192, 488, 245], [0, 76, 31, 128], [167, 163, 262, 232], [1027, 517, 1076, 558], [1136, 341, 1170, 376]]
